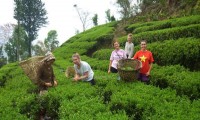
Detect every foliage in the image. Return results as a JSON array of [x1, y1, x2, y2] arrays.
[[73, 4, 90, 32], [92, 14, 98, 26], [14, 0, 48, 57], [5, 25, 28, 62], [0, 23, 15, 44], [151, 64, 200, 100], [134, 38, 200, 70], [136, 0, 200, 21], [44, 30, 59, 52], [105, 9, 116, 23], [32, 41, 47, 56], [0, 46, 7, 68], [116, 0, 135, 19], [1, 10, 200, 119], [92, 49, 112, 60]]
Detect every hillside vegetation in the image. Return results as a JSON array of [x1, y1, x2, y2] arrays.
[[0, 9, 200, 120]]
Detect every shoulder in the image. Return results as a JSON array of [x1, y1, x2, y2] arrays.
[[135, 50, 141, 54], [147, 50, 153, 54], [81, 61, 89, 66], [111, 50, 116, 55], [120, 49, 125, 52]]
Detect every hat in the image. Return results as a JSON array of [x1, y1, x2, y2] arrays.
[[44, 52, 55, 62]]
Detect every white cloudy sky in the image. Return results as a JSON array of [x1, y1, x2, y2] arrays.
[[0, 0, 122, 45]]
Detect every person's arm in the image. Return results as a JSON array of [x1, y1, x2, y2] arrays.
[[108, 60, 112, 73], [146, 52, 154, 76], [124, 42, 128, 54], [146, 63, 152, 76], [52, 72, 57, 86], [73, 71, 88, 81], [132, 51, 137, 60], [129, 43, 134, 58]]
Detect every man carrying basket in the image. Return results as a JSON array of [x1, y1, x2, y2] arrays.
[[133, 40, 154, 84]]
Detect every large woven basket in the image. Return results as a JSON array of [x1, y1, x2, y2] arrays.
[[19, 56, 45, 85], [117, 59, 142, 82]]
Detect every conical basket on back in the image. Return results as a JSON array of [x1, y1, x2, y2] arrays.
[[117, 59, 142, 82], [19, 56, 45, 85]]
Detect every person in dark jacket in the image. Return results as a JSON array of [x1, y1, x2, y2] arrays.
[[38, 52, 57, 95]]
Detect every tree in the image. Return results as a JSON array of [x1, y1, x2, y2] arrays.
[[0, 46, 7, 68], [73, 4, 90, 31], [0, 23, 15, 44], [116, 0, 135, 19], [44, 30, 59, 52], [92, 14, 98, 26], [75, 29, 80, 35], [105, 9, 111, 22], [105, 9, 116, 23], [4, 25, 27, 62], [14, 0, 48, 57], [32, 40, 47, 56], [110, 15, 116, 22]]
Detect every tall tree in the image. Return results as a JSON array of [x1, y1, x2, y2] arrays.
[[32, 40, 47, 56], [14, 0, 48, 57], [0, 23, 15, 44], [0, 46, 7, 68], [5, 25, 27, 62], [44, 30, 59, 52], [73, 4, 90, 31], [116, 0, 135, 19], [105, 9, 111, 22], [92, 14, 98, 26], [105, 9, 116, 22]]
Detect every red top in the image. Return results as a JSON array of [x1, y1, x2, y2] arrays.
[[133, 50, 154, 74]]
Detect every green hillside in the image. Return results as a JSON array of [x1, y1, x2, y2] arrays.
[[1, 14, 200, 120]]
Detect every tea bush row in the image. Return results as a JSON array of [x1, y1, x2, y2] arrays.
[[126, 15, 200, 33], [151, 64, 200, 100], [119, 24, 200, 45]]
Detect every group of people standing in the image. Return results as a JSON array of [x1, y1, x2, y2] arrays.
[[18, 32, 154, 120], [20, 33, 154, 94], [20, 33, 154, 119], [108, 33, 154, 84], [71, 33, 154, 86]]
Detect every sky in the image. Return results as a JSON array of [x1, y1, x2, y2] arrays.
[[0, 0, 121, 45]]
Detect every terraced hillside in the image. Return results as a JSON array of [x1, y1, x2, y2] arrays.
[[0, 15, 200, 120]]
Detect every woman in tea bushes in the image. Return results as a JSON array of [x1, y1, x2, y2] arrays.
[[72, 53, 96, 85], [125, 33, 134, 59], [20, 52, 58, 120], [133, 40, 154, 84], [19, 52, 58, 95], [108, 40, 127, 74]]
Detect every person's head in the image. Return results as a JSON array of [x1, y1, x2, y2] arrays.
[[72, 53, 81, 65], [140, 40, 147, 51], [127, 33, 132, 42], [112, 39, 120, 50], [44, 52, 55, 65]]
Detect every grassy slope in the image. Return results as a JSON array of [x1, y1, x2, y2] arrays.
[[0, 16, 200, 119]]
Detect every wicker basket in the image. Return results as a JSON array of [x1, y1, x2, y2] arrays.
[[19, 56, 45, 85], [117, 59, 142, 82]]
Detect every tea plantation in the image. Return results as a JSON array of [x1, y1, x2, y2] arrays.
[[0, 15, 200, 119]]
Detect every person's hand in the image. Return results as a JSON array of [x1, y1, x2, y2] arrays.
[[45, 82, 52, 87], [146, 71, 150, 76], [108, 70, 110, 74], [73, 77, 79, 81], [54, 80, 57, 86]]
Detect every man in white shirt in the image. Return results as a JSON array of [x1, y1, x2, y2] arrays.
[[72, 53, 95, 85]]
